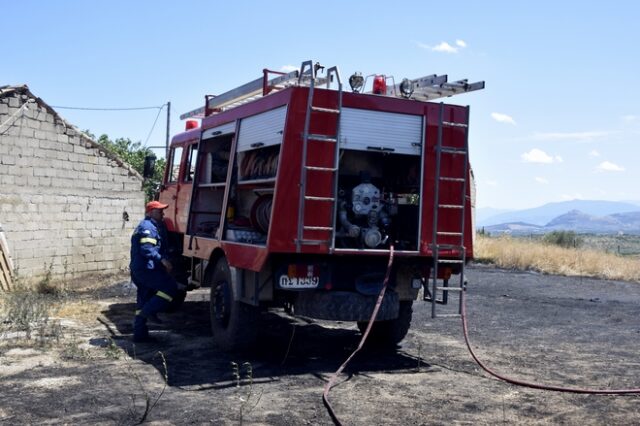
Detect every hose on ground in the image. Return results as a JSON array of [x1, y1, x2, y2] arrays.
[[322, 246, 395, 426], [461, 288, 640, 394]]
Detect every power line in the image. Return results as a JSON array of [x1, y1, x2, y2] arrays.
[[144, 104, 166, 147], [50, 105, 164, 111]]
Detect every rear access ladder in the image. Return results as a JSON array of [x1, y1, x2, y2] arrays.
[[425, 103, 470, 318], [295, 61, 343, 252]]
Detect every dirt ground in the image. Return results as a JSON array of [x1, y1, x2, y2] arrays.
[[2, 265, 640, 425]]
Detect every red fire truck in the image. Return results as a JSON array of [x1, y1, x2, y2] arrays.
[[150, 61, 483, 351]]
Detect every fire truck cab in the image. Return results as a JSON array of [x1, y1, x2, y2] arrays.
[[154, 61, 483, 351]]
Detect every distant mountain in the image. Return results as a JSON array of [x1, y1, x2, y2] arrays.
[[479, 200, 640, 227], [483, 209, 640, 235], [475, 207, 513, 223]]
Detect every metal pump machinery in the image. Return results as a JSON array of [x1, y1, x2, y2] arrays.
[[338, 176, 398, 248]]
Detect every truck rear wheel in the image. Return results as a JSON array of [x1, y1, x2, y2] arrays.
[[357, 300, 413, 348], [208, 258, 259, 351]]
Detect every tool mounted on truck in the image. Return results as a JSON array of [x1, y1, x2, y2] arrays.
[[150, 60, 483, 351]]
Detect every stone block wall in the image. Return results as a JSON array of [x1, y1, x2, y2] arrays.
[[0, 86, 144, 284]]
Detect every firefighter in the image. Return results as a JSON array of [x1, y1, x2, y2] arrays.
[[130, 200, 178, 342]]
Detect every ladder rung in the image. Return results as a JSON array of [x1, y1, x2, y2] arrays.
[[441, 147, 467, 155], [311, 106, 340, 114], [303, 226, 333, 231], [296, 239, 330, 246], [305, 196, 335, 202], [305, 166, 337, 172], [437, 259, 464, 264], [437, 231, 463, 236], [435, 314, 462, 318], [440, 177, 465, 182], [436, 286, 463, 291], [442, 121, 468, 128], [439, 204, 464, 209], [307, 134, 337, 143]]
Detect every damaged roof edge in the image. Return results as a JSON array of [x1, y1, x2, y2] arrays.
[[0, 84, 144, 182]]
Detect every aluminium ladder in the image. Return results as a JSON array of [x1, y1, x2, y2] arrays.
[[425, 103, 470, 318], [295, 61, 343, 252]]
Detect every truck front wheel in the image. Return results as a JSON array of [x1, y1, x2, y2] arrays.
[[357, 300, 413, 348], [208, 258, 259, 351]]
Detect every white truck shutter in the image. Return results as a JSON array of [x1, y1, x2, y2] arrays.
[[237, 106, 288, 152], [339, 108, 423, 155], [202, 122, 236, 139]]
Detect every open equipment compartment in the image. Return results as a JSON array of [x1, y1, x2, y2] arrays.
[[187, 132, 233, 239], [335, 149, 422, 251]]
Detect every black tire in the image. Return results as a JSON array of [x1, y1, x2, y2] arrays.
[[357, 300, 413, 347], [165, 290, 186, 313], [208, 258, 260, 351]]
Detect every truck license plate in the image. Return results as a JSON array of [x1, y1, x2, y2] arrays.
[[278, 275, 319, 289]]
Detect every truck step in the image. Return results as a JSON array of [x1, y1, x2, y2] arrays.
[[436, 286, 463, 291], [438, 204, 464, 209], [305, 196, 335, 202], [437, 259, 464, 264], [307, 134, 337, 143], [311, 106, 340, 114]]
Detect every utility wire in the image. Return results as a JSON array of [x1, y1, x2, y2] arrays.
[[143, 104, 166, 147], [50, 105, 164, 111]]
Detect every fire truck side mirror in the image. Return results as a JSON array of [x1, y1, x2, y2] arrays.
[[143, 155, 156, 179]]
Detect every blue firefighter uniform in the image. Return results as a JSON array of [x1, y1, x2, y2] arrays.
[[130, 213, 178, 342]]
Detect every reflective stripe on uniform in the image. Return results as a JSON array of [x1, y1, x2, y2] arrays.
[[135, 309, 141, 315], [139, 237, 158, 245], [156, 291, 173, 302]]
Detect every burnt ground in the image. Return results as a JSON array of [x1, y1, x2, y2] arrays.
[[2, 265, 640, 425]]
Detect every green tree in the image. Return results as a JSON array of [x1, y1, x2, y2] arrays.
[[90, 132, 166, 202]]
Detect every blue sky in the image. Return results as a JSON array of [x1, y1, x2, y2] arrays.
[[4, 1, 639, 210]]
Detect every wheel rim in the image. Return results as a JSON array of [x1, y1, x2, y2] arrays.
[[212, 280, 232, 328]]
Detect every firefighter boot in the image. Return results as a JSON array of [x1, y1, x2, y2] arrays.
[[132, 314, 154, 343]]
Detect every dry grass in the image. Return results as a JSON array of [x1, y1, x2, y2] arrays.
[[475, 234, 640, 282], [54, 300, 102, 323]]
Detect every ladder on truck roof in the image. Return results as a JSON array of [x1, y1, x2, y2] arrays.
[[180, 61, 484, 120], [179, 63, 332, 120], [424, 103, 470, 319]]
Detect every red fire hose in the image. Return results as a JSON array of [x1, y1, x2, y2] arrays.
[[460, 288, 640, 394], [323, 253, 640, 425], [322, 246, 394, 426]]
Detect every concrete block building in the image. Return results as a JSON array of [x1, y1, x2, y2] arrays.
[[0, 85, 144, 285]]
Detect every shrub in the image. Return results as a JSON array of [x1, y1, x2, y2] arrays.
[[543, 230, 583, 248]]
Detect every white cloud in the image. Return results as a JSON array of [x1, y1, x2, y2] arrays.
[[491, 112, 516, 125], [417, 40, 467, 54], [535, 177, 549, 184], [521, 148, 561, 164], [588, 149, 600, 157], [280, 65, 298, 72], [622, 115, 638, 122], [484, 179, 498, 187], [433, 42, 458, 53], [596, 161, 625, 172], [531, 131, 610, 142]]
